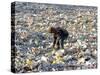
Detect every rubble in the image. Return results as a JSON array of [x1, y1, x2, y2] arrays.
[[12, 2, 97, 73]]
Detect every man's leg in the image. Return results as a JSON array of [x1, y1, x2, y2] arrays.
[[56, 37, 60, 49], [57, 40, 60, 49], [60, 38, 64, 49]]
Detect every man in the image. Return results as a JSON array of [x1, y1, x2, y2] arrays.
[[48, 26, 69, 49]]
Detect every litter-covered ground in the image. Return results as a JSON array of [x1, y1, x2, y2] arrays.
[[11, 2, 97, 73]]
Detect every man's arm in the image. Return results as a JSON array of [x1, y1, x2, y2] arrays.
[[53, 34, 57, 48]]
